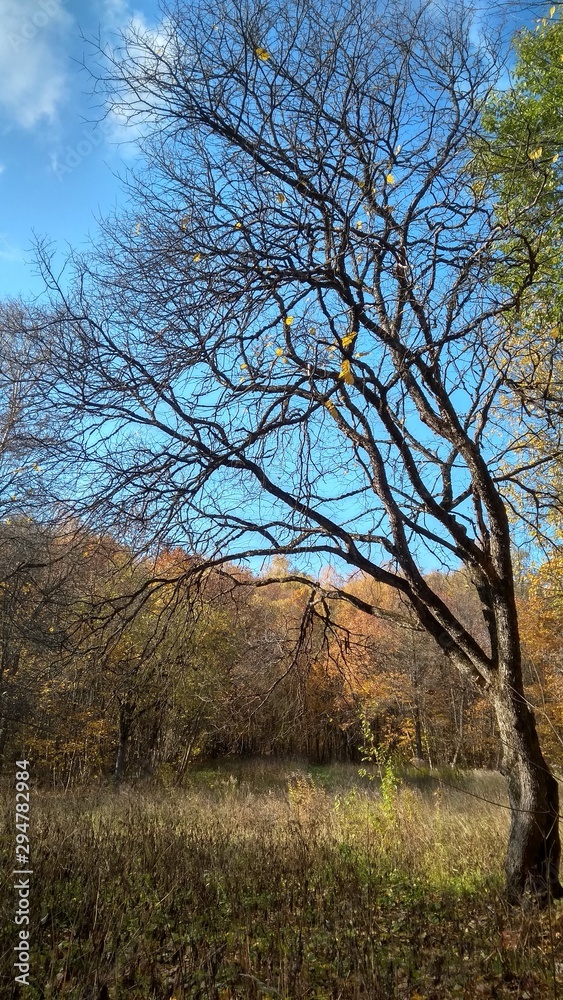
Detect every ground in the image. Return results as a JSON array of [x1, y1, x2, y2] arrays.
[[1, 760, 562, 998]]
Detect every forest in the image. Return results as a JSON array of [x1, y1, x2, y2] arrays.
[[0, 522, 562, 787]]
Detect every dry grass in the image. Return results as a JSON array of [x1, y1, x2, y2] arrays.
[[1, 762, 562, 999]]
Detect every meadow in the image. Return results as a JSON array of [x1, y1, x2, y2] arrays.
[[1, 761, 562, 999]]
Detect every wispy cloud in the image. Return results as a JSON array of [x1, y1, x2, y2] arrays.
[[0, 0, 73, 128], [104, 12, 179, 143], [46, 4, 168, 179], [100, 0, 130, 27], [0, 232, 24, 263]]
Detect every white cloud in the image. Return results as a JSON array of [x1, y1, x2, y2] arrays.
[[102, 11, 175, 148], [0, 0, 73, 128], [101, 0, 130, 26], [0, 233, 24, 262], [97, 0, 157, 35]]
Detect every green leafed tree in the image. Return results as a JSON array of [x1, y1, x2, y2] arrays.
[[473, 7, 563, 537], [36, 0, 563, 903]]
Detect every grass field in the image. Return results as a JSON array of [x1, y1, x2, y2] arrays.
[[1, 760, 562, 999]]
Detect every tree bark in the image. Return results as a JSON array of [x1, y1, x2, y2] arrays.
[[413, 702, 424, 762], [114, 701, 132, 785], [494, 687, 562, 904], [0, 689, 11, 775]]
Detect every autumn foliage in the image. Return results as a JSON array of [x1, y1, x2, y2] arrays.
[[0, 519, 559, 787]]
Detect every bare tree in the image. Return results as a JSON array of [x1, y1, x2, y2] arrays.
[[37, 0, 561, 903], [0, 302, 47, 519]]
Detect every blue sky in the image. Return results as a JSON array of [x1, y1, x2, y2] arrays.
[[0, 0, 162, 300], [0, 0, 547, 303]]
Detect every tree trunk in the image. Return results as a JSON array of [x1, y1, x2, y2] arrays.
[[450, 689, 464, 768], [413, 700, 424, 761], [114, 702, 132, 785], [494, 688, 562, 905], [0, 648, 19, 776], [0, 689, 11, 775]]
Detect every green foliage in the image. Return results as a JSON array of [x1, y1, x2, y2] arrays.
[[474, 10, 563, 316], [479, 9, 563, 246], [358, 708, 401, 816], [472, 10, 563, 535]]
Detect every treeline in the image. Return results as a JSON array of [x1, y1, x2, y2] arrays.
[[0, 518, 561, 786]]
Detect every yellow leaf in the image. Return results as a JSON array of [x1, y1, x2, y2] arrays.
[[339, 359, 354, 385], [234, 222, 242, 229], [275, 347, 284, 356], [553, 153, 559, 163], [355, 220, 362, 229], [325, 400, 338, 418], [255, 47, 270, 61], [276, 192, 286, 204], [550, 5, 556, 15], [193, 253, 202, 262], [180, 217, 189, 230], [135, 222, 141, 235], [240, 363, 248, 370], [342, 333, 356, 348], [386, 173, 395, 184], [529, 147, 543, 160], [309, 327, 316, 334], [285, 315, 294, 325]]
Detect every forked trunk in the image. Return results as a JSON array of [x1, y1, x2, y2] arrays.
[[494, 689, 562, 905]]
